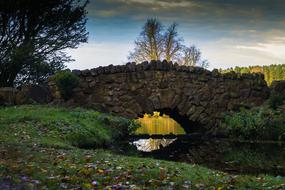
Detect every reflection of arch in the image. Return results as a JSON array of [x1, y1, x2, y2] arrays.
[[133, 138, 177, 152]]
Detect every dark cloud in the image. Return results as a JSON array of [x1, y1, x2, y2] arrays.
[[87, 0, 285, 43], [88, 0, 285, 23]]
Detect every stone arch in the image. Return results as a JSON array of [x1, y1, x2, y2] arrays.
[[48, 61, 270, 130], [133, 91, 208, 133]]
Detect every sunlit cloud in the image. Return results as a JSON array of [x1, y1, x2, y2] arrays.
[[236, 42, 285, 59], [94, 9, 122, 17], [197, 38, 285, 69], [116, 0, 196, 8]]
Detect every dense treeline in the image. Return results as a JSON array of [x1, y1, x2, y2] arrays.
[[222, 64, 285, 85]]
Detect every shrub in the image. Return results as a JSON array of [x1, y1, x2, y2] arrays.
[[269, 80, 285, 109], [220, 107, 285, 140], [268, 91, 285, 109], [53, 71, 79, 100]]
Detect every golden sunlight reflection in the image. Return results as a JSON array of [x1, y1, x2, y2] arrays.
[[135, 111, 186, 135]]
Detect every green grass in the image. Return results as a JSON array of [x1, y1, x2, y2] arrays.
[[0, 105, 285, 189], [0, 105, 137, 149]]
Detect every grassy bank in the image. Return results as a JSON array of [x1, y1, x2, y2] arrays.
[[0, 106, 285, 189], [0, 105, 136, 149]]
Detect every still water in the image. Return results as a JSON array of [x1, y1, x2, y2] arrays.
[[133, 138, 177, 152], [141, 139, 285, 176], [131, 112, 285, 175]]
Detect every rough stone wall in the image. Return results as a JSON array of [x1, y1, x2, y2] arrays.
[[48, 61, 270, 129], [0, 87, 18, 106], [0, 85, 52, 106]]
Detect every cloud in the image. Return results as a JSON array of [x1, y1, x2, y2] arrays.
[[66, 42, 134, 70], [115, 0, 197, 8], [94, 9, 122, 17], [199, 38, 285, 70], [236, 42, 285, 58], [87, 0, 285, 40]]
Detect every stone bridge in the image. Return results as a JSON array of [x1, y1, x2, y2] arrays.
[[49, 61, 270, 131]]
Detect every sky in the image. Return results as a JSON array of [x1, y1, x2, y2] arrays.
[[67, 0, 285, 70]]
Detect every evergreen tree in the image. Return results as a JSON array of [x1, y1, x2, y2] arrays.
[[222, 64, 285, 85]]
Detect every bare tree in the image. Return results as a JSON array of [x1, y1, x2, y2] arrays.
[[200, 60, 210, 69], [129, 18, 210, 69], [128, 18, 164, 62], [182, 45, 201, 66], [163, 23, 183, 62], [181, 45, 209, 68]]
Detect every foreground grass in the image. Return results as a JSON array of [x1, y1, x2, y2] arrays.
[[0, 106, 285, 189]]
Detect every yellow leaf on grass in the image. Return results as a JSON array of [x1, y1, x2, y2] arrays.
[[97, 169, 104, 174], [159, 167, 166, 180]]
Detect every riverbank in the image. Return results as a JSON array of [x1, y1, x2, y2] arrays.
[[1, 105, 285, 189]]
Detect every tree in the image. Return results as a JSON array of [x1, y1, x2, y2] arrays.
[[181, 45, 209, 68], [129, 18, 209, 69], [128, 18, 164, 62], [163, 23, 183, 62], [182, 45, 201, 66], [221, 64, 285, 85], [200, 60, 210, 69], [0, 0, 89, 87]]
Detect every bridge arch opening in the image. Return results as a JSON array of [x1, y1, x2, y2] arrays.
[[155, 108, 205, 134], [136, 108, 205, 135]]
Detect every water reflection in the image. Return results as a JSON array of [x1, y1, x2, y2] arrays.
[[139, 139, 285, 176], [135, 112, 186, 135], [133, 138, 177, 152]]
